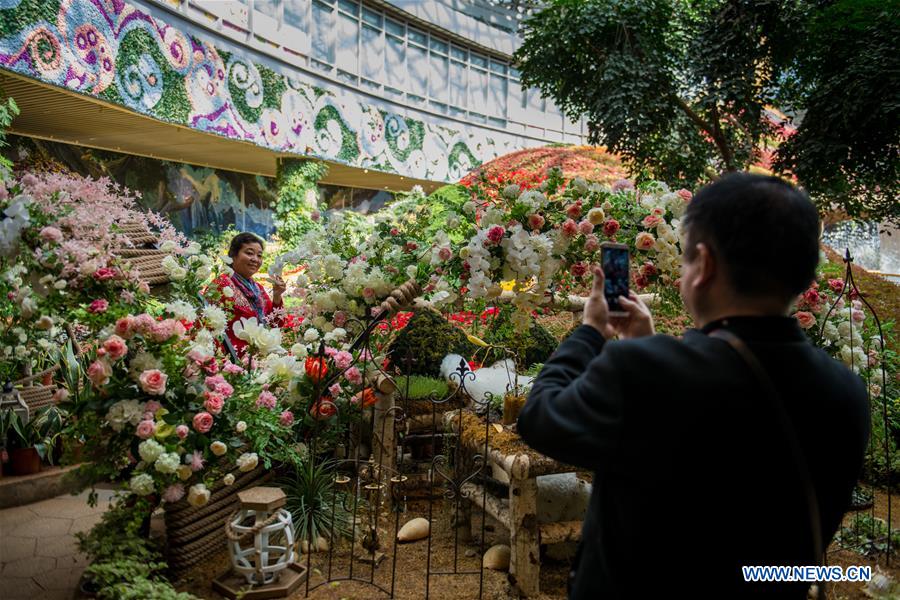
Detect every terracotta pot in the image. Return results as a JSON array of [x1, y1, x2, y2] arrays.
[[9, 447, 42, 475]]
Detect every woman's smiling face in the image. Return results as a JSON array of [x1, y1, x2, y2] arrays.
[[232, 242, 263, 279]]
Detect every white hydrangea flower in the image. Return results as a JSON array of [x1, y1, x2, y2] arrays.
[[138, 439, 165, 463], [154, 452, 181, 474], [202, 305, 227, 334], [107, 399, 144, 432], [130, 473, 155, 496], [164, 300, 198, 323]]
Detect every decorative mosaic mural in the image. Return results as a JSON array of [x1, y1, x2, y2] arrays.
[[0, 0, 519, 181]]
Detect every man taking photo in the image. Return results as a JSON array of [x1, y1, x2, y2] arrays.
[[518, 173, 870, 598]]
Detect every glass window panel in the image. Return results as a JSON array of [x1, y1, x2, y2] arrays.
[[449, 60, 466, 108], [408, 43, 428, 95], [489, 72, 507, 117], [469, 67, 488, 109], [509, 66, 520, 79], [527, 87, 544, 112], [284, 0, 308, 31], [361, 24, 383, 82], [385, 35, 406, 89], [470, 52, 487, 68], [337, 0, 357, 15], [429, 52, 448, 101], [429, 37, 448, 55], [385, 18, 404, 37], [311, 0, 335, 64], [256, 0, 279, 19], [450, 46, 467, 61], [361, 7, 381, 27], [490, 59, 507, 74], [336, 12, 359, 72], [408, 27, 427, 47], [509, 80, 524, 110]]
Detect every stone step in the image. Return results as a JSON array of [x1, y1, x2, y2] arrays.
[[0, 464, 85, 509]]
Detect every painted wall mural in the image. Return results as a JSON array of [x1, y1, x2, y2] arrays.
[[0, 0, 524, 181]]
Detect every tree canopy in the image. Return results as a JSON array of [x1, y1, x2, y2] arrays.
[[514, 0, 899, 225]]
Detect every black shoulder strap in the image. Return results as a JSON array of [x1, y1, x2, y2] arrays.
[[709, 329, 825, 598]]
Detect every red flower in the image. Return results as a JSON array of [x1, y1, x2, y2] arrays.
[[603, 219, 620, 238], [93, 267, 118, 281], [828, 279, 844, 294], [351, 388, 378, 408], [486, 225, 505, 245], [309, 398, 337, 420], [305, 356, 328, 384]]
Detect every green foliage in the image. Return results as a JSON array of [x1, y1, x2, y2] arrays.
[[0, 88, 18, 172], [482, 306, 558, 369], [277, 459, 352, 544], [0, 405, 65, 462], [100, 577, 200, 600], [274, 159, 328, 247], [387, 308, 476, 377], [773, 0, 900, 226], [395, 375, 449, 400], [836, 513, 900, 557], [516, 0, 898, 223]]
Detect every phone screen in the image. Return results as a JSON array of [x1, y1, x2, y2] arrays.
[[602, 246, 630, 312]]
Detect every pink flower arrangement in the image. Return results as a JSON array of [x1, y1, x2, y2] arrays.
[[334, 351, 353, 371], [578, 220, 594, 235], [87, 359, 112, 387], [279, 410, 294, 426], [561, 219, 578, 237], [603, 219, 620, 238], [88, 299, 109, 314], [255, 390, 277, 410], [136, 419, 156, 439], [204, 392, 225, 415], [139, 369, 168, 395]]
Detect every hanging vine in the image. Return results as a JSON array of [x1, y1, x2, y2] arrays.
[[274, 158, 329, 246]]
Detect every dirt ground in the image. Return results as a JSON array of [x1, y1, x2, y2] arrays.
[[175, 489, 900, 600]]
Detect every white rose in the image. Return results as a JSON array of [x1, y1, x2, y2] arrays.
[[236, 452, 259, 473], [235, 420, 247, 433], [53, 279, 67, 290], [185, 241, 202, 255], [210, 441, 228, 456], [187, 483, 211, 507], [290, 343, 308, 359], [304, 328, 320, 342], [177, 465, 193, 481], [169, 266, 187, 281], [160, 240, 178, 252], [223, 473, 235, 486], [202, 305, 228, 333]]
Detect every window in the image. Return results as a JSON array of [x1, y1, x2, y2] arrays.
[[337, 0, 357, 15], [469, 64, 488, 109], [256, 0, 280, 20], [385, 33, 406, 90], [449, 59, 467, 108], [429, 52, 449, 102], [385, 18, 404, 37], [489, 72, 507, 117], [311, 0, 335, 65], [361, 23, 383, 82], [408, 43, 428, 97], [336, 12, 359, 73], [283, 0, 309, 30]]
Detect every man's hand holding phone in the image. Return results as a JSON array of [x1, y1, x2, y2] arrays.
[[583, 265, 655, 340]]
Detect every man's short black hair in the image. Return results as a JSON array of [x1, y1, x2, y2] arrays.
[[228, 232, 264, 259], [682, 172, 820, 300]]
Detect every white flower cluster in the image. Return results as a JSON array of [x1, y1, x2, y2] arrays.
[[0, 194, 32, 256], [201, 304, 228, 335], [164, 300, 197, 323], [232, 317, 283, 356], [261, 353, 304, 382], [500, 225, 555, 283], [460, 229, 495, 299], [106, 399, 144, 432]]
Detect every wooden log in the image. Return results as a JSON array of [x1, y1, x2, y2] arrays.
[[539, 520, 583, 545], [461, 482, 510, 528], [509, 475, 540, 597]]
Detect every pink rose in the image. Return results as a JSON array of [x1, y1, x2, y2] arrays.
[[87, 299, 109, 314], [102, 335, 128, 361], [578, 220, 594, 236], [635, 232, 656, 251], [362, 287, 376, 299], [328, 383, 343, 397], [642, 215, 663, 229], [144, 400, 162, 415], [603, 219, 620, 238], [851, 308, 865, 324], [138, 281, 150, 294], [256, 391, 277, 410], [223, 362, 244, 375], [136, 419, 156, 439], [390, 227, 399, 236], [204, 375, 233, 397], [333, 311, 348, 328], [677, 188, 693, 202], [640, 262, 658, 278], [192, 412, 214, 433], [39, 226, 63, 243], [176, 425, 189, 440], [87, 359, 112, 387], [133, 313, 156, 335], [438, 247, 453, 262], [828, 279, 844, 294], [561, 219, 578, 237], [344, 366, 363, 385], [114, 315, 135, 338], [93, 267, 118, 281], [527, 214, 545, 230], [334, 351, 353, 371], [139, 369, 168, 396], [570, 262, 589, 278], [279, 410, 294, 426], [566, 203, 582, 219], [795, 311, 816, 329], [584, 234, 600, 253], [486, 225, 505, 245], [52, 388, 69, 403], [204, 392, 225, 415]]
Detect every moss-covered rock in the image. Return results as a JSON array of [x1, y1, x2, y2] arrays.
[[387, 308, 476, 377]]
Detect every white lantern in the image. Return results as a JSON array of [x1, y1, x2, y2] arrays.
[[226, 486, 295, 585]]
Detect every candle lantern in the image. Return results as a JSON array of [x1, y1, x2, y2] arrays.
[[214, 486, 306, 599]]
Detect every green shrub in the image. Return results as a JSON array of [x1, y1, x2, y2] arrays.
[[483, 306, 558, 370], [387, 308, 476, 377], [277, 459, 352, 545]]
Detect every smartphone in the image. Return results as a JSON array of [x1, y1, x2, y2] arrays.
[[601, 242, 629, 316]]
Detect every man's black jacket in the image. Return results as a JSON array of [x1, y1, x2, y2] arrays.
[[518, 316, 870, 599]]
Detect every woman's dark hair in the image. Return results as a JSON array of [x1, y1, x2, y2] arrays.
[[682, 173, 820, 300], [228, 232, 265, 259]]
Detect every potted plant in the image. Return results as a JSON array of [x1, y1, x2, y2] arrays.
[[0, 405, 64, 475]]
